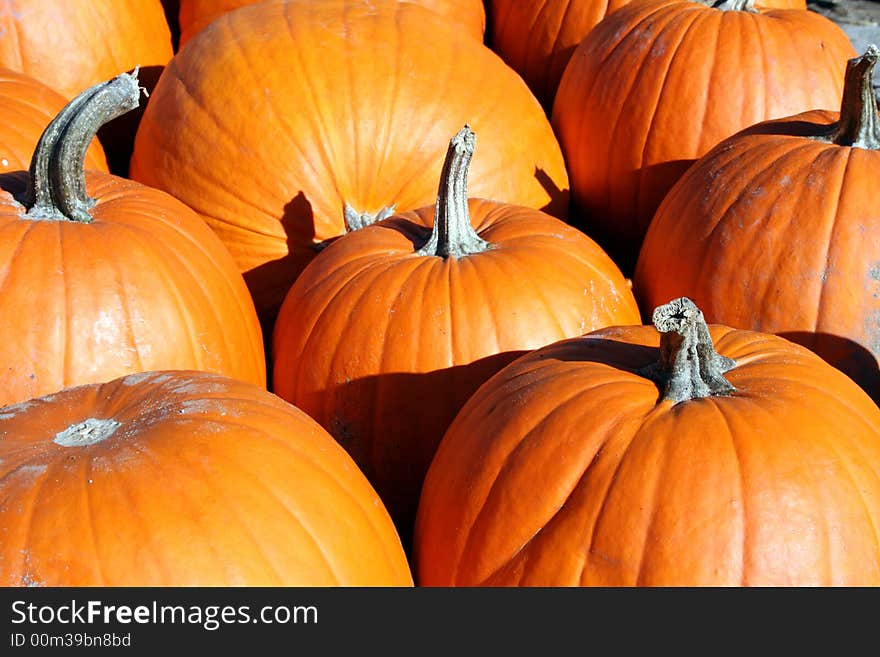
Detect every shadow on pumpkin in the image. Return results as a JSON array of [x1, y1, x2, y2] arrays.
[[573, 157, 697, 279], [534, 166, 570, 221], [778, 331, 880, 406], [298, 348, 530, 557], [242, 191, 319, 389]]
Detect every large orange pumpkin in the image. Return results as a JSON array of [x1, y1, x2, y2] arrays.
[[0, 68, 107, 174], [634, 47, 880, 403], [550, 0, 855, 273], [0, 370, 412, 586], [0, 0, 173, 175], [178, 0, 487, 47], [272, 126, 638, 546], [0, 71, 265, 407], [415, 298, 880, 586], [488, 0, 806, 111], [130, 0, 569, 330]]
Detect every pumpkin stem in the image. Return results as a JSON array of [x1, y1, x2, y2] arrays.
[[416, 125, 490, 259], [21, 69, 142, 223], [641, 297, 736, 403], [343, 203, 397, 232], [698, 0, 757, 12], [827, 46, 880, 150]]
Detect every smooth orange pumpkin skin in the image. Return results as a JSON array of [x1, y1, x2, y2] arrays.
[[0, 171, 266, 408], [130, 0, 569, 325], [0, 370, 412, 586], [415, 324, 880, 586], [550, 0, 855, 272], [488, 0, 806, 111], [272, 199, 640, 540], [178, 0, 486, 47], [634, 110, 880, 402], [0, 68, 108, 174], [0, 0, 173, 102]]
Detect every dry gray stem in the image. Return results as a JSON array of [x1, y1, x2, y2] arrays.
[[825, 45, 880, 150], [343, 203, 397, 232], [416, 125, 490, 259], [22, 69, 142, 223], [641, 297, 736, 403]]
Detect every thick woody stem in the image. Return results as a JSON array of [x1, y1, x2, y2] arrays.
[[641, 297, 737, 403], [826, 46, 880, 150], [22, 69, 142, 222], [416, 125, 490, 258]]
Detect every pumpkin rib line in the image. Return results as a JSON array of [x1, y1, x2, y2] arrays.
[[14, 452, 62, 586], [108, 246, 144, 374], [585, 403, 667, 586], [708, 398, 749, 587], [188, 412, 397, 582], [281, 3, 345, 209], [0, 221, 34, 301], [813, 148, 852, 337], [633, 8, 704, 225], [819, 424, 880, 584], [112, 222, 206, 371], [58, 223, 73, 387], [164, 68, 288, 215], [116, 214, 263, 378], [751, 7, 769, 123], [371, 6, 402, 210], [81, 456, 107, 586], [459, 378, 645, 584]]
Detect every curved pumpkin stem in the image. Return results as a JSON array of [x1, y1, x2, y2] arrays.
[[22, 69, 142, 223], [641, 297, 736, 403], [416, 125, 490, 259], [827, 46, 880, 150]]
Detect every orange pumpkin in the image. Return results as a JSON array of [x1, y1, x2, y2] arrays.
[[634, 47, 880, 403], [415, 298, 880, 586], [178, 0, 487, 47], [130, 0, 569, 329], [550, 0, 855, 273], [0, 68, 107, 174], [0, 370, 412, 586], [0, 0, 173, 174], [272, 126, 639, 546], [488, 0, 807, 111], [0, 71, 265, 407]]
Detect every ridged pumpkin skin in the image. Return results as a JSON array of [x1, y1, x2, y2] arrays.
[[550, 0, 855, 272], [178, 0, 486, 47], [0, 370, 412, 586], [415, 318, 880, 586], [488, 0, 806, 110], [272, 194, 640, 542], [0, 68, 107, 174], [130, 0, 569, 326], [0, 0, 173, 101], [0, 171, 267, 407], [634, 111, 880, 400]]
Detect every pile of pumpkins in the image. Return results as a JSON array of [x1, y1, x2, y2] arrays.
[[1, 0, 879, 587]]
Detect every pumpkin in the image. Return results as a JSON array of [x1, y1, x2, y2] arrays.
[[0, 68, 107, 174], [550, 0, 855, 273], [634, 47, 880, 403], [0, 370, 413, 586], [178, 0, 487, 47], [415, 297, 880, 586], [487, 0, 806, 111], [0, 71, 266, 408], [0, 0, 173, 175], [130, 0, 569, 331], [272, 126, 639, 546]]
